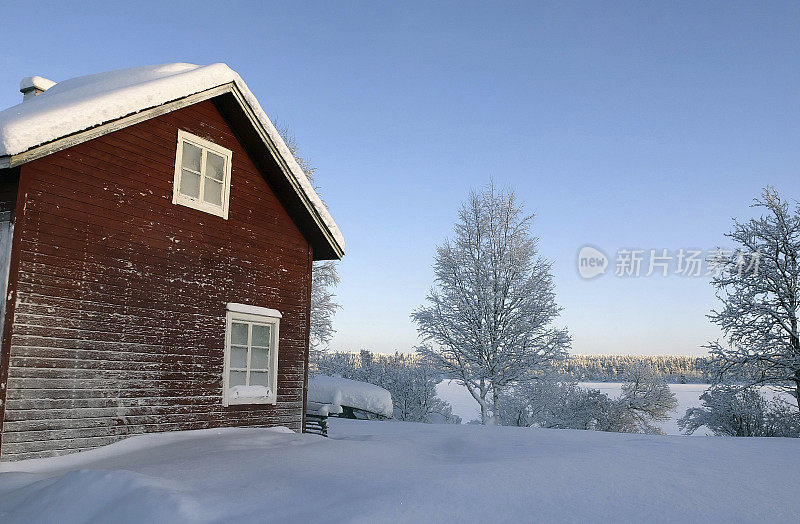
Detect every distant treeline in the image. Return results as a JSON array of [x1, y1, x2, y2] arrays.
[[322, 351, 716, 384], [557, 354, 712, 383]]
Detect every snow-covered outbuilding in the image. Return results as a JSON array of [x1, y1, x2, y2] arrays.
[[0, 63, 345, 461], [308, 375, 394, 419], [306, 375, 394, 437]]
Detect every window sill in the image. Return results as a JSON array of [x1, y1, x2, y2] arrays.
[[173, 194, 229, 219], [225, 396, 277, 406]]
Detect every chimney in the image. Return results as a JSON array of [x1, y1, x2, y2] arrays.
[[19, 76, 56, 101]]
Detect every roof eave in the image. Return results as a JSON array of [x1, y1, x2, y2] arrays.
[[223, 85, 345, 261]]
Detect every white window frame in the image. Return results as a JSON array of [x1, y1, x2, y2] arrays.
[[173, 129, 233, 219], [223, 303, 281, 406]]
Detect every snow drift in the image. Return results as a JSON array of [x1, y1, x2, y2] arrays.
[[1, 420, 798, 522]]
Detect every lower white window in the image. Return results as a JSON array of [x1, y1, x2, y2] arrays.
[[223, 303, 281, 406]]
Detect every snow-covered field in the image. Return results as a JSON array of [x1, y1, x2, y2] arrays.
[[1, 419, 798, 523], [438, 380, 714, 434]]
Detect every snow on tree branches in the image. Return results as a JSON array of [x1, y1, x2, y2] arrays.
[[706, 187, 800, 411], [498, 363, 676, 434], [310, 261, 340, 356], [278, 127, 340, 357], [412, 183, 570, 424], [678, 385, 800, 437]]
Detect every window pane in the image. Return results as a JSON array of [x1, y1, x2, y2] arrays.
[[229, 370, 247, 387], [249, 371, 268, 386], [230, 322, 248, 346], [182, 142, 202, 171], [251, 346, 269, 369], [204, 178, 223, 206], [206, 152, 225, 181], [230, 346, 248, 368], [179, 170, 200, 198], [252, 324, 271, 348]]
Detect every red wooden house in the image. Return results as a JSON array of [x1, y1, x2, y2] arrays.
[[0, 63, 345, 461]]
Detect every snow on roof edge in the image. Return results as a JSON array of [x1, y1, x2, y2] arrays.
[[229, 74, 345, 254], [0, 63, 344, 254]]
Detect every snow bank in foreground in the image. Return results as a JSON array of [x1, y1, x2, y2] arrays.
[[1, 421, 798, 522], [308, 375, 394, 418], [0, 469, 201, 522]]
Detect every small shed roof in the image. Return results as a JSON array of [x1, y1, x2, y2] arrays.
[[0, 63, 344, 259], [308, 375, 394, 418]]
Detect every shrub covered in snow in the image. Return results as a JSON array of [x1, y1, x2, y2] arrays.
[[499, 364, 677, 434], [678, 385, 800, 437]]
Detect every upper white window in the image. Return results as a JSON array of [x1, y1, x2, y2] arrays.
[[223, 303, 281, 406], [173, 130, 232, 219]]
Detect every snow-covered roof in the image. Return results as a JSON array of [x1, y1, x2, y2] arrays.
[[308, 375, 394, 418], [0, 63, 344, 258]]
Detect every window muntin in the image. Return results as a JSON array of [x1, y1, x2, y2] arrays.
[[173, 130, 232, 219], [229, 321, 270, 386], [223, 306, 281, 406]]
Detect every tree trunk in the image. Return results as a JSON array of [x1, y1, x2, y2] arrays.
[[491, 386, 500, 425], [791, 315, 799, 412], [463, 380, 490, 424], [794, 370, 800, 412], [478, 395, 489, 424]]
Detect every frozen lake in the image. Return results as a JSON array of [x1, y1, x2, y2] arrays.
[[436, 380, 712, 434]]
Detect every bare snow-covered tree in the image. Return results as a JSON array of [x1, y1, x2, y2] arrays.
[[617, 362, 678, 433], [278, 128, 340, 357], [310, 261, 340, 357], [678, 385, 800, 437], [412, 183, 570, 424], [706, 188, 800, 411]]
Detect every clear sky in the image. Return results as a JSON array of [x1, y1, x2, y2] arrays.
[[2, 2, 799, 356]]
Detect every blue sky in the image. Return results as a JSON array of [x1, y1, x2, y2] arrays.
[[2, 2, 799, 355]]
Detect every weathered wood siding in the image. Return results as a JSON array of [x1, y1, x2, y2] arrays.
[[0, 169, 20, 452], [0, 100, 312, 461]]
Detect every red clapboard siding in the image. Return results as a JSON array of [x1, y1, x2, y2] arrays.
[[0, 99, 313, 461], [0, 170, 20, 457]]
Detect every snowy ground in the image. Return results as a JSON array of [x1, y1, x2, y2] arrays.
[[1, 419, 798, 523], [437, 380, 714, 434]]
